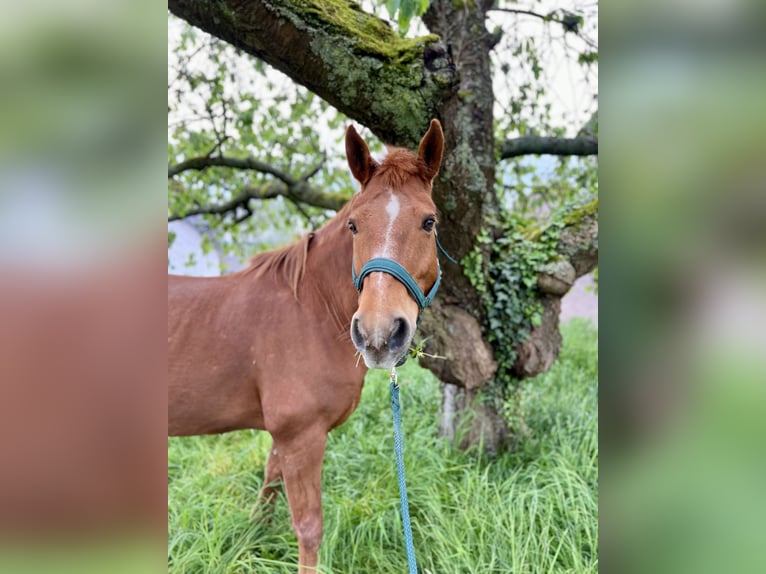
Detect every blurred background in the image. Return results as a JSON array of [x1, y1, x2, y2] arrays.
[[0, 1, 166, 573], [600, 0, 766, 572], [0, 0, 764, 572]]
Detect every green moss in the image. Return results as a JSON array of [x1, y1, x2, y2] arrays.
[[311, 30, 435, 143], [562, 196, 598, 226], [269, 0, 442, 145], [521, 197, 598, 242], [457, 90, 473, 100], [288, 0, 437, 64], [220, 3, 238, 24], [443, 191, 458, 212]]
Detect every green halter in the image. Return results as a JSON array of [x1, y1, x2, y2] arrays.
[[351, 234, 456, 313]]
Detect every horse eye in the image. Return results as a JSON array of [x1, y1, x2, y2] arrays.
[[422, 217, 436, 232], [348, 220, 358, 234]]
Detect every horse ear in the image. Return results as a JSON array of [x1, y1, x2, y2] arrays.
[[345, 125, 377, 186], [418, 119, 444, 182]]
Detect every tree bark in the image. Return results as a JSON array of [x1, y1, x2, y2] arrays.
[[416, 0, 510, 452], [168, 0, 451, 146], [500, 135, 598, 158], [422, 0, 499, 302]]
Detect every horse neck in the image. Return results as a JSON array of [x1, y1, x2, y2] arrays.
[[304, 214, 358, 331]]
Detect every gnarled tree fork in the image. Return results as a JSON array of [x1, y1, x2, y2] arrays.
[[169, 0, 598, 452]]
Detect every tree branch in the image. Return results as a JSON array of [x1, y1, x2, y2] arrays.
[[168, 155, 296, 183], [492, 7, 556, 23], [555, 198, 599, 278], [168, 0, 452, 146], [169, 150, 342, 221], [168, 180, 348, 222], [490, 7, 597, 48], [500, 135, 598, 159]]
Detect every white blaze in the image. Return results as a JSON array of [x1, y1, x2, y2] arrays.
[[371, 191, 400, 291], [379, 191, 400, 257]]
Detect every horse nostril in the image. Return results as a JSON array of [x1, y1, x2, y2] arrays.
[[350, 317, 365, 350], [388, 317, 410, 353]]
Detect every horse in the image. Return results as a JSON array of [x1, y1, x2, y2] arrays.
[[168, 119, 445, 573]]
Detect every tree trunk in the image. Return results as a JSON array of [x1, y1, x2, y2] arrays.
[[419, 0, 506, 452], [425, 202, 598, 452]]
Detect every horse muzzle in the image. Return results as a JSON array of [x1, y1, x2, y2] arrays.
[[350, 312, 412, 369]]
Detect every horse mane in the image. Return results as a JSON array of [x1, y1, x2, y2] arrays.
[[244, 232, 312, 299], [373, 148, 430, 189], [242, 200, 356, 299]]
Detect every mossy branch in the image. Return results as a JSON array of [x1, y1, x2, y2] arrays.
[[169, 0, 451, 146], [500, 135, 598, 159], [552, 197, 599, 277]]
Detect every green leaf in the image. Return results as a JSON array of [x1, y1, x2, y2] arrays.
[[397, 0, 416, 33], [578, 51, 598, 65], [386, 0, 400, 19]]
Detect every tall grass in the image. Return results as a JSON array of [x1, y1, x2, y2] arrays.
[[168, 319, 597, 573]]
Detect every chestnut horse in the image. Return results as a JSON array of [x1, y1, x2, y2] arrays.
[[168, 120, 445, 572]]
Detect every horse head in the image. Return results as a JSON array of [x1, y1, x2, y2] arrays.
[[345, 120, 445, 369]]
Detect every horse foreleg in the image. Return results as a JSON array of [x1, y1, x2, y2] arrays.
[[254, 438, 283, 519], [274, 429, 327, 574]]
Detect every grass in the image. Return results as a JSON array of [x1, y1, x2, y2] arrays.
[[168, 319, 598, 573]]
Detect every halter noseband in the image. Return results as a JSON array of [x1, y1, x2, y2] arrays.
[[352, 258, 441, 312], [351, 234, 456, 315]]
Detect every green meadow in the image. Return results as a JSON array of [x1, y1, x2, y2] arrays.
[[168, 319, 597, 573]]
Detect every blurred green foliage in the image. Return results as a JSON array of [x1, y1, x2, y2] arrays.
[[0, 1, 165, 259], [601, 0, 766, 571]]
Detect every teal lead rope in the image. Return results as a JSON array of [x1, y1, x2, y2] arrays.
[[390, 367, 418, 574], [353, 233, 457, 573]]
